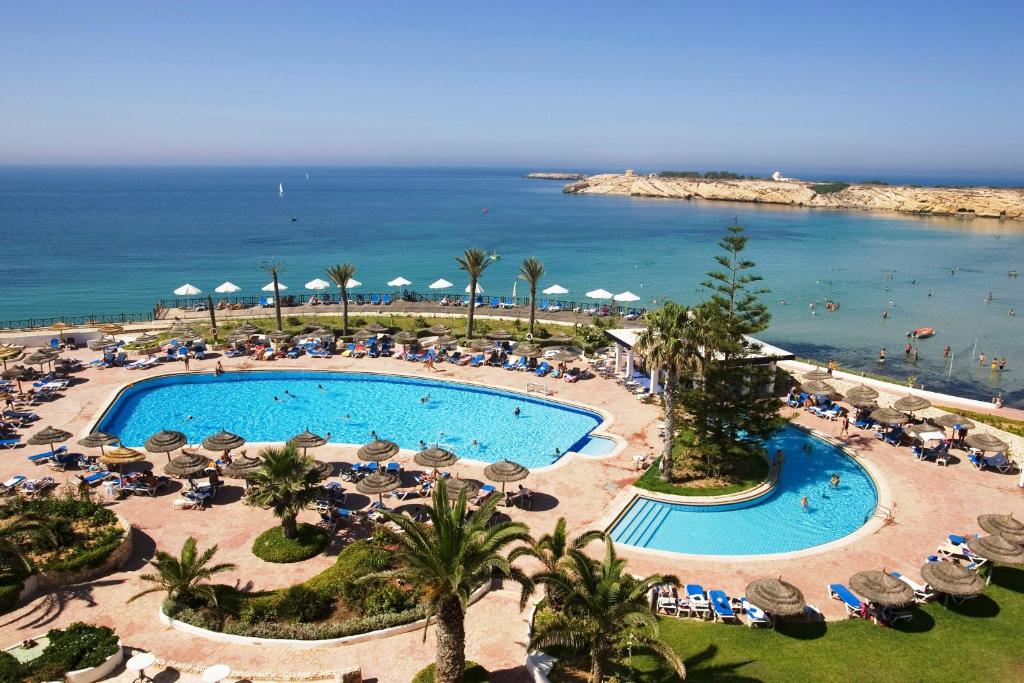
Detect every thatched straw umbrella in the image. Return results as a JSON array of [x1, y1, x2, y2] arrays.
[[2, 366, 30, 393], [358, 439, 399, 463], [364, 322, 390, 334], [414, 446, 458, 477], [428, 323, 452, 336], [353, 330, 374, 342], [849, 570, 915, 607], [486, 329, 512, 341], [468, 339, 493, 352], [934, 414, 975, 430], [356, 471, 400, 505], [98, 323, 124, 336], [802, 379, 835, 396], [100, 446, 146, 471], [309, 460, 334, 481], [547, 332, 572, 344], [0, 345, 23, 369], [202, 430, 246, 456], [164, 451, 211, 478], [893, 394, 932, 414], [744, 578, 807, 619], [27, 426, 73, 456], [512, 343, 542, 358], [222, 453, 262, 479], [445, 477, 479, 499], [145, 429, 188, 461], [844, 384, 879, 404], [978, 513, 1024, 545], [802, 368, 832, 381], [78, 431, 120, 455], [870, 407, 909, 426], [24, 351, 52, 369], [965, 432, 1009, 453], [920, 561, 985, 604], [966, 535, 1024, 584], [288, 429, 327, 456], [550, 349, 580, 363], [394, 331, 417, 345], [235, 322, 261, 335], [483, 459, 529, 493]]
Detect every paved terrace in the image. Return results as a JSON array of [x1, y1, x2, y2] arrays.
[[0, 347, 1020, 682]]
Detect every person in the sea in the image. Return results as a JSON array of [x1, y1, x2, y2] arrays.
[[944, 345, 951, 357], [879, 348, 886, 362], [904, 343, 912, 357], [979, 353, 986, 367], [882, 310, 888, 319], [999, 357, 1006, 371], [912, 347, 919, 363]]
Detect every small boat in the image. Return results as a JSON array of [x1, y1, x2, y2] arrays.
[[482, 207, 489, 214], [278, 183, 285, 197], [290, 216, 298, 222], [907, 327, 935, 339]]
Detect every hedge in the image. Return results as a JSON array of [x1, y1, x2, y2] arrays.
[[412, 661, 490, 683], [251, 524, 327, 563], [15, 622, 119, 683]]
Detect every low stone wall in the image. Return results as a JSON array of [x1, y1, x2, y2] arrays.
[[65, 642, 123, 683], [22, 516, 133, 599], [150, 657, 361, 682]]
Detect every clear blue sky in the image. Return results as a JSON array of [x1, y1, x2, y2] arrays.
[[2, 1, 1022, 176]]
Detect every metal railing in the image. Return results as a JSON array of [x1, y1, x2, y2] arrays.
[[0, 312, 153, 331]]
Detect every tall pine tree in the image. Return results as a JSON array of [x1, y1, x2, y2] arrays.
[[678, 221, 782, 470]]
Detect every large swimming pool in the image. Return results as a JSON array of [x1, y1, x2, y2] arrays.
[[610, 426, 877, 555], [98, 371, 603, 467]]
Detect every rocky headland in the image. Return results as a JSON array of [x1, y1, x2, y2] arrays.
[[525, 171, 586, 180], [563, 174, 1024, 220]]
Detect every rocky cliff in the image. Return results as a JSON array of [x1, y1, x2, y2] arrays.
[[563, 174, 1024, 220], [526, 171, 586, 180]]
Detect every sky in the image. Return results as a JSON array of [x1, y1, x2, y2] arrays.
[[1, 1, 1022, 176]]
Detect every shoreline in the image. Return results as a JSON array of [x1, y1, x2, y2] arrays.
[[564, 173, 1024, 220]]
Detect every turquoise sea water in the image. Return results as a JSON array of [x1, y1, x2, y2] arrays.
[[97, 370, 601, 467], [1, 167, 1022, 404], [609, 426, 877, 555]]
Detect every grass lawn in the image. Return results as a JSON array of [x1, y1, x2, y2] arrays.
[[626, 567, 1024, 682], [634, 428, 768, 497]]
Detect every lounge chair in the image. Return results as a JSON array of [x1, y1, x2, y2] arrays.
[[371, 294, 381, 305], [4, 410, 37, 422], [386, 462, 402, 476], [827, 583, 865, 618], [81, 471, 113, 486], [309, 347, 332, 358], [0, 437, 21, 449], [22, 476, 56, 497], [1, 476, 26, 494], [27, 445, 67, 465], [468, 354, 485, 367], [709, 590, 740, 623], [890, 572, 935, 603], [739, 598, 771, 627], [685, 584, 710, 619], [507, 356, 527, 371], [471, 484, 496, 505], [382, 294, 392, 305], [534, 362, 552, 376]]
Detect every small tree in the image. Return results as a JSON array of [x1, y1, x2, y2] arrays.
[[261, 260, 285, 332], [530, 538, 684, 682], [510, 518, 602, 608], [245, 445, 322, 539], [455, 248, 492, 339], [0, 515, 56, 574], [634, 301, 691, 481], [325, 262, 358, 336], [518, 257, 545, 337], [128, 537, 235, 607], [368, 484, 531, 683]]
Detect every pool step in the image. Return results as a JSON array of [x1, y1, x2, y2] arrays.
[[613, 498, 670, 547]]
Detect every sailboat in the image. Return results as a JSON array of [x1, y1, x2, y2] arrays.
[[278, 183, 285, 197]]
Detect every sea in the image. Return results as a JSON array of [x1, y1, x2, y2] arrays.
[[1, 166, 1022, 406]]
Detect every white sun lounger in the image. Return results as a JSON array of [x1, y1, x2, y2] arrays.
[[890, 571, 935, 603]]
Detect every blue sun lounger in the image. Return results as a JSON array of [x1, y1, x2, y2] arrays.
[[709, 590, 740, 623], [1, 437, 21, 449], [534, 362, 552, 376], [468, 354, 485, 367], [828, 583, 864, 617], [27, 445, 68, 465], [685, 584, 710, 618]]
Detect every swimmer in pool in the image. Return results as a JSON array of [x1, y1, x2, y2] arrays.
[[514, 407, 521, 417], [801, 495, 809, 509], [830, 473, 840, 488]]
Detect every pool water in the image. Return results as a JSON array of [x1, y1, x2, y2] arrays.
[[99, 371, 602, 468], [576, 435, 618, 456], [610, 426, 877, 555]]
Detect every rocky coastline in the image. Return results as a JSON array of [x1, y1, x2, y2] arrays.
[[525, 171, 586, 180], [563, 173, 1024, 220]]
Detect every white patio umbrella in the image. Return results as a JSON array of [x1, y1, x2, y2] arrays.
[[613, 291, 641, 302], [262, 281, 287, 292], [586, 288, 613, 299], [304, 278, 331, 290], [214, 282, 241, 294], [543, 284, 569, 295], [174, 283, 201, 296], [345, 278, 361, 289], [429, 278, 453, 290], [388, 276, 412, 287], [465, 283, 484, 294]]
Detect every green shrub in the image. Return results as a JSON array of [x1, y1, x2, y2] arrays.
[[18, 622, 120, 682], [412, 661, 489, 683], [238, 594, 281, 624], [810, 182, 850, 194], [276, 585, 332, 622], [251, 524, 327, 563], [221, 605, 427, 639], [165, 600, 226, 631], [286, 316, 302, 326], [0, 581, 24, 613], [0, 651, 20, 681], [362, 583, 414, 617]]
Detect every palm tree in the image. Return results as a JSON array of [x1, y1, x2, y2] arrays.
[[0, 515, 56, 574], [128, 537, 236, 607], [369, 483, 531, 683], [455, 248, 492, 339], [518, 257, 545, 337], [634, 301, 691, 481], [529, 538, 684, 682], [244, 445, 322, 539], [325, 262, 358, 336], [261, 260, 285, 332], [510, 518, 602, 608]]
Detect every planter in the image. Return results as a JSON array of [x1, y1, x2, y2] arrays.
[[64, 641, 123, 683]]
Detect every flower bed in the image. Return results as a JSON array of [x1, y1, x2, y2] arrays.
[[3, 623, 121, 683]]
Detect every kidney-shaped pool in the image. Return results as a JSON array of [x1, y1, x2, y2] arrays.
[[610, 426, 878, 556], [98, 371, 603, 468]]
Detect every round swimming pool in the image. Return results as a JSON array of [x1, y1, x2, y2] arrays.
[[98, 371, 603, 468], [610, 426, 878, 555]]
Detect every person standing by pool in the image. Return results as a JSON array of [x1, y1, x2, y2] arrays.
[[839, 414, 850, 437], [182, 353, 190, 371]]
